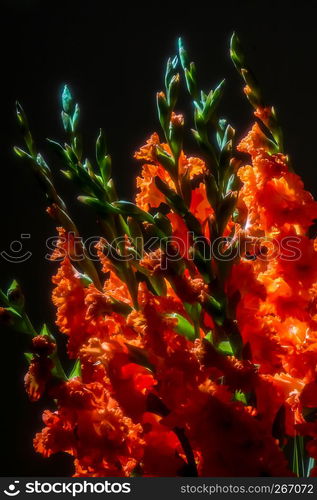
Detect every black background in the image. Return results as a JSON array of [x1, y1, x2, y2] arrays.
[[1, 0, 317, 476]]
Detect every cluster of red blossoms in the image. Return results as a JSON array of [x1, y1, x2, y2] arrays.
[[7, 37, 317, 476]]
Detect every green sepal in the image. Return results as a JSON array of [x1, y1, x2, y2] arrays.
[[156, 91, 170, 133], [108, 297, 133, 316], [96, 128, 107, 165], [148, 274, 167, 296], [184, 213, 203, 236], [189, 246, 213, 284], [61, 111, 72, 134], [0, 289, 9, 306], [64, 143, 78, 164], [154, 177, 187, 214], [234, 390, 248, 405], [40, 324, 56, 343], [230, 32, 244, 68], [165, 312, 196, 341], [153, 213, 172, 237], [167, 73, 180, 109], [47, 327, 68, 381], [180, 168, 192, 207], [71, 103, 80, 132], [100, 156, 111, 184], [155, 146, 175, 175], [16, 101, 29, 130], [78, 196, 121, 215], [24, 352, 33, 364], [202, 80, 225, 124], [217, 191, 237, 236], [127, 217, 144, 258], [204, 294, 224, 325], [106, 178, 118, 202], [13, 146, 32, 160], [47, 138, 69, 162], [4, 307, 34, 336], [125, 344, 155, 372], [68, 359, 81, 379], [204, 331, 213, 343], [205, 172, 218, 208], [62, 85, 74, 114], [184, 302, 202, 322], [184, 302, 202, 338], [165, 55, 178, 90], [217, 340, 234, 356], [72, 135, 82, 160], [15, 101, 36, 156], [7, 280, 25, 310], [178, 37, 190, 70], [112, 201, 156, 224], [184, 65, 199, 100], [169, 114, 183, 161]]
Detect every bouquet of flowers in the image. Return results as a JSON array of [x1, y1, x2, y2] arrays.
[[3, 35, 317, 477]]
